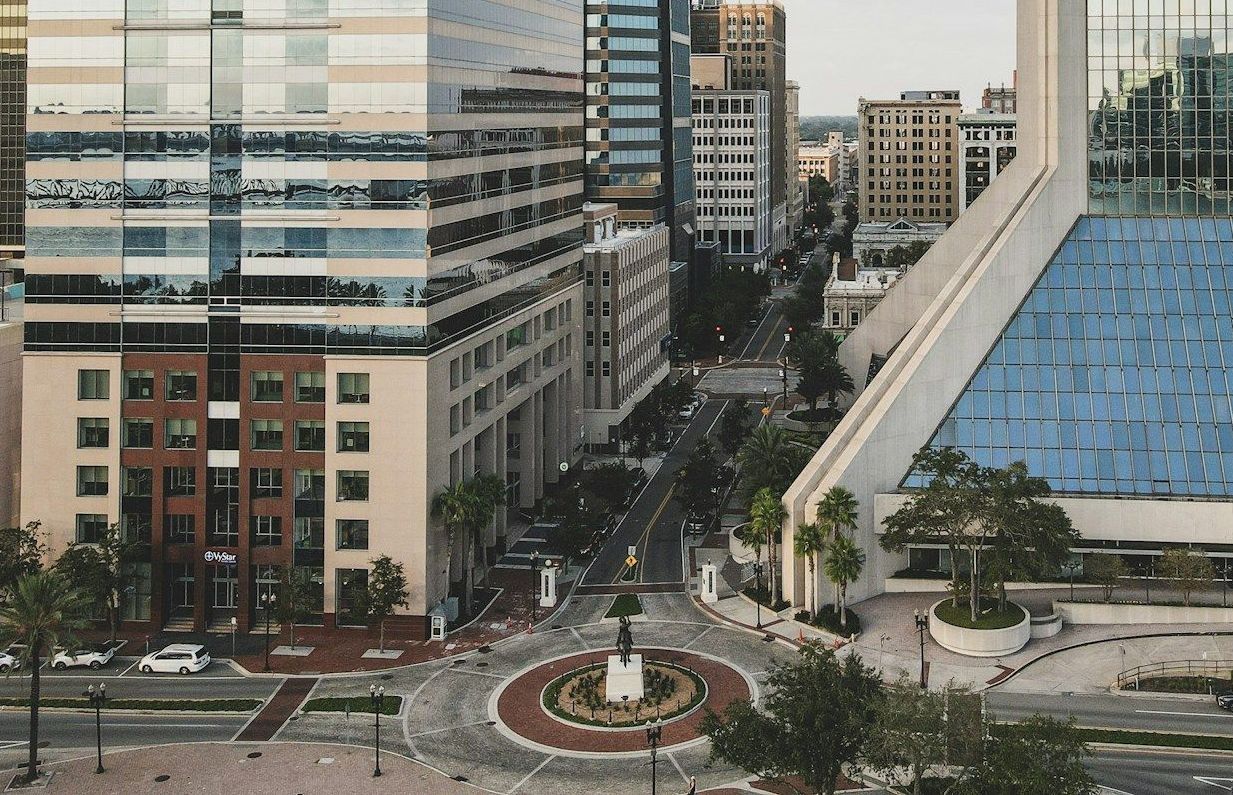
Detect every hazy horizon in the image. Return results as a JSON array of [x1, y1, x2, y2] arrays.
[[779, 0, 1017, 115]]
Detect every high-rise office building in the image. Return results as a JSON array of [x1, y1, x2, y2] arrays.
[[585, 0, 695, 266], [785, 79, 802, 236], [858, 90, 962, 224], [784, 0, 1233, 608], [0, 0, 22, 260], [21, 0, 586, 637], [690, 0, 787, 254]]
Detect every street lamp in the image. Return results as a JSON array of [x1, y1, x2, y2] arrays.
[[1063, 560, 1081, 601], [84, 683, 106, 774], [752, 561, 764, 629], [645, 718, 663, 795], [778, 367, 788, 410], [369, 684, 385, 777], [260, 591, 277, 673], [530, 551, 540, 625], [913, 609, 928, 689], [230, 616, 237, 659]]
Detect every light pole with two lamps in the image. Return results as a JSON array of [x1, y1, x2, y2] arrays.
[[530, 550, 540, 624], [752, 560, 764, 629], [84, 683, 106, 774], [645, 717, 663, 795], [260, 590, 277, 673], [369, 684, 385, 777], [913, 608, 928, 689]]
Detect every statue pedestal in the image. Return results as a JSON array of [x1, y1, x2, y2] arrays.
[[605, 654, 644, 702]]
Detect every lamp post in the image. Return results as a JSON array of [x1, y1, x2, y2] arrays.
[[753, 561, 764, 630], [778, 366, 788, 410], [914, 609, 928, 689], [369, 684, 385, 777], [84, 683, 105, 774], [1063, 560, 1081, 601], [260, 591, 277, 673], [645, 718, 663, 795], [530, 550, 540, 625]]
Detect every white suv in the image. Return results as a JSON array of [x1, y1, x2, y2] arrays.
[[138, 644, 211, 675]]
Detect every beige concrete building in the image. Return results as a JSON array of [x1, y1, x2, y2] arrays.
[[821, 257, 899, 335], [0, 282, 19, 527], [785, 80, 803, 237], [784, 0, 1233, 612], [858, 90, 962, 223], [798, 140, 839, 183], [852, 218, 947, 269], [20, 0, 585, 637], [581, 204, 670, 447]]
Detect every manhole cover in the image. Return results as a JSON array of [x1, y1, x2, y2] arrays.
[[452, 659, 465, 666], [154, 775, 171, 782], [246, 752, 262, 759], [485, 721, 495, 726], [551, 625, 563, 630], [288, 715, 298, 721], [453, 775, 469, 782], [477, 645, 492, 654], [380, 674, 393, 680], [475, 662, 488, 668]]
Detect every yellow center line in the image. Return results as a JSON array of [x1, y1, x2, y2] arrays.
[[613, 482, 677, 585], [754, 310, 781, 361]]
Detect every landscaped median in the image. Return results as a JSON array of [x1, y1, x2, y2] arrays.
[[991, 723, 1233, 753], [0, 697, 263, 712], [301, 696, 402, 716], [929, 598, 1031, 657]]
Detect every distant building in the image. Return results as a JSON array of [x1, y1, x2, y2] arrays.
[[786, 81, 803, 237], [822, 256, 899, 334], [581, 204, 671, 447], [852, 218, 947, 269], [982, 73, 1018, 113], [0, 278, 20, 526], [959, 112, 1018, 210], [858, 91, 962, 223], [798, 140, 839, 183], [693, 90, 773, 271]]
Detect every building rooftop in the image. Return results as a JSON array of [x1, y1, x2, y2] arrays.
[[854, 218, 948, 235]]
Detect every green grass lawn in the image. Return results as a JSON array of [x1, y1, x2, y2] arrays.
[[933, 598, 1025, 630], [302, 695, 402, 716], [604, 593, 643, 619]]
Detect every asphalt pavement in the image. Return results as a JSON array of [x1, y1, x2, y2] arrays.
[[0, 663, 279, 701], [1088, 746, 1233, 794], [988, 691, 1233, 737]]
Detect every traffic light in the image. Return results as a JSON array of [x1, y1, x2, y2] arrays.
[[715, 325, 722, 334]]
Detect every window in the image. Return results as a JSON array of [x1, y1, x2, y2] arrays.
[[294, 420, 326, 451], [337, 470, 369, 501], [122, 466, 153, 497], [164, 466, 196, 496], [122, 418, 154, 448], [250, 371, 283, 402], [165, 371, 197, 401], [294, 469, 325, 501], [251, 467, 283, 498], [75, 513, 108, 543], [77, 466, 108, 496], [336, 519, 369, 550], [164, 418, 197, 449], [295, 371, 325, 403], [77, 418, 109, 448], [124, 370, 154, 400], [336, 568, 368, 626], [338, 373, 369, 404], [122, 513, 152, 543], [78, 370, 109, 400], [251, 419, 283, 450], [294, 516, 325, 549], [251, 516, 283, 546], [337, 421, 369, 452], [165, 514, 195, 544]]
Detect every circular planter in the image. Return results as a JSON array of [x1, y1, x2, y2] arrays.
[[928, 599, 1031, 657]]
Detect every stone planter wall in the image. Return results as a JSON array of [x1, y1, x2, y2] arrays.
[[1054, 600, 1233, 625], [928, 600, 1031, 657]]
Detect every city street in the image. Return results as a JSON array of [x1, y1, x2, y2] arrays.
[[988, 691, 1233, 736]]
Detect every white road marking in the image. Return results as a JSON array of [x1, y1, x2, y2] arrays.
[[1195, 777, 1233, 790], [507, 753, 557, 795], [1134, 709, 1233, 718]]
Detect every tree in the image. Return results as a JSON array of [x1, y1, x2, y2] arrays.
[[864, 677, 980, 795], [1158, 548, 1214, 607], [749, 488, 786, 605], [432, 474, 506, 617], [816, 486, 859, 609], [274, 566, 317, 651], [700, 646, 881, 795], [465, 473, 507, 612], [792, 521, 826, 616], [718, 399, 756, 458], [53, 522, 137, 641], [1084, 553, 1127, 602], [675, 439, 721, 518], [0, 572, 91, 783], [823, 534, 864, 632], [0, 522, 47, 597], [786, 329, 841, 370], [795, 358, 829, 413], [817, 358, 855, 410], [363, 555, 409, 653], [737, 424, 813, 499], [956, 715, 1096, 795]]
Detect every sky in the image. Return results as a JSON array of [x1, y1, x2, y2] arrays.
[[779, 0, 1018, 116]]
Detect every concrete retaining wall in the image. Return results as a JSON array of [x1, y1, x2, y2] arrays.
[[929, 600, 1031, 657], [1055, 600, 1233, 625]]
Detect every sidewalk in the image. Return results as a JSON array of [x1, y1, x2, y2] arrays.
[[34, 742, 474, 794]]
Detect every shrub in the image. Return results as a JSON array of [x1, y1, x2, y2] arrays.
[[812, 604, 861, 635]]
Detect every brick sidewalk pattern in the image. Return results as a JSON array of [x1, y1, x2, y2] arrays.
[[496, 648, 750, 753], [236, 676, 318, 741]]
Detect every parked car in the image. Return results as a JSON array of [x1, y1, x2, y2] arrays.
[[1217, 692, 1233, 711], [678, 403, 697, 421], [52, 643, 116, 671], [139, 643, 211, 675], [0, 648, 20, 673]]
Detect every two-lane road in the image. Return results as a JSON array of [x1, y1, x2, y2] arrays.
[[988, 691, 1233, 737]]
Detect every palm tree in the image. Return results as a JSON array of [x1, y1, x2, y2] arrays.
[[737, 424, 800, 498], [465, 473, 507, 613], [792, 521, 826, 616], [0, 572, 90, 783], [823, 534, 865, 632], [817, 358, 855, 417], [749, 488, 787, 605], [816, 486, 859, 608], [432, 475, 507, 617], [432, 481, 477, 606]]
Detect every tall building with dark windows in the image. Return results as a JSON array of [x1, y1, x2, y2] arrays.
[[784, 0, 1233, 611], [585, 0, 695, 265], [0, 0, 23, 260], [21, 0, 585, 638]]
